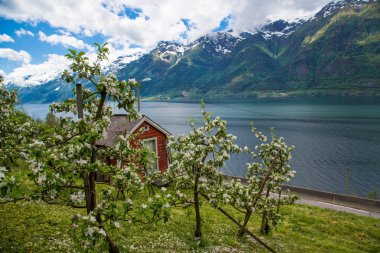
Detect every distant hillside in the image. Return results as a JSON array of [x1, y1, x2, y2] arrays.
[[117, 0, 380, 99], [8, 0, 380, 103]]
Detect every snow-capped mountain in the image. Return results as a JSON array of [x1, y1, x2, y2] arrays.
[[7, 0, 380, 102], [6, 69, 62, 88], [3, 8, 304, 89], [105, 54, 143, 73], [150, 32, 243, 64], [151, 41, 185, 63], [259, 19, 306, 39], [314, 0, 376, 19], [116, 0, 379, 98], [187, 32, 243, 55]]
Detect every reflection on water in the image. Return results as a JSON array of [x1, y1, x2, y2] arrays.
[[19, 97, 380, 197]]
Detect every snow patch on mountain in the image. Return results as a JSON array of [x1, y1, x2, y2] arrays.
[[105, 54, 142, 73], [187, 31, 243, 55], [151, 31, 244, 63], [54, 83, 65, 91], [6, 70, 62, 88], [3, 53, 70, 88], [151, 41, 185, 63], [259, 19, 305, 39], [315, 0, 377, 19]]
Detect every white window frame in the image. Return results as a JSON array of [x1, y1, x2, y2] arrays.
[[143, 137, 159, 172]]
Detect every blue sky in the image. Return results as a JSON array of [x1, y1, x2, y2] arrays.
[[0, 17, 106, 72], [0, 0, 330, 86]]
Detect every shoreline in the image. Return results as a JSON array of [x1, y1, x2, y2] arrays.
[[223, 174, 380, 217]]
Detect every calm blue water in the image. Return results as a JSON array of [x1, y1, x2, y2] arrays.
[[19, 97, 380, 198]]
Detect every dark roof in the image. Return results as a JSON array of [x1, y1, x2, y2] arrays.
[[96, 114, 142, 147], [96, 114, 171, 147]]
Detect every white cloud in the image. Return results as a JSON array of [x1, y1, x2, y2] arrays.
[[15, 28, 34, 37], [229, 0, 328, 31], [38, 31, 91, 50], [0, 69, 6, 79], [0, 34, 15, 43], [57, 29, 71, 36], [5, 54, 70, 87], [0, 48, 31, 64], [0, 0, 331, 53]]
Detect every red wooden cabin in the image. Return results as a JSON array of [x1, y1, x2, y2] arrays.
[[96, 114, 171, 175]]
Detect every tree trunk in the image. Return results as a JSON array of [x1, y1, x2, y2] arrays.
[[237, 210, 252, 237], [260, 186, 271, 235], [83, 86, 107, 215], [83, 171, 97, 215], [237, 163, 276, 237], [76, 83, 83, 119], [4, 158, 11, 172], [260, 211, 270, 235], [108, 237, 120, 253], [83, 175, 91, 214], [193, 167, 202, 239], [76, 84, 119, 252], [76, 83, 94, 214], [276, 189, 282, 215]]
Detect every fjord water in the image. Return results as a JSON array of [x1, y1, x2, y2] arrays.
[[20, 97, 380, 198]]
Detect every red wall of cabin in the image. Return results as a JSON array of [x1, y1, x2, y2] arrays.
[[133, 121, 169, 172]]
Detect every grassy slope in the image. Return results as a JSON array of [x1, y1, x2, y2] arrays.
[[0, 200, 379, 252]]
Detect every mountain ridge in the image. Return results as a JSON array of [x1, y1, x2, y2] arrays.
[[7, 0, 380, 103]]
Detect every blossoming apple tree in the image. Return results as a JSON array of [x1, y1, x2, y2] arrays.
[[1, 44, 173, 252], [167, 104, 241, 240], [167, 113, 296, 251], [0, 76, 41, 199], [0, 76, 36, 171], [229, 125, 297, 237]]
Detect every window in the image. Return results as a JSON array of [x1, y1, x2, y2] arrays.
[[143, 125, 149, 132], [143, 138, 158, 174]]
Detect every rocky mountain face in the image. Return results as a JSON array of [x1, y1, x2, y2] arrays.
[[9, 0, 380, 102], [118, 0, 380, 98]]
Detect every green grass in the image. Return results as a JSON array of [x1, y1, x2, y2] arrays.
[[1, 199, 379, 252]]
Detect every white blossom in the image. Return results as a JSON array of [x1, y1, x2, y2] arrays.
[[37, 173, 47, 185], [30, 140, 44, 147], [128, 78, 137, 84], [84, 226, 96, 237], [76, 159, 87, 165], [0, 167, 6, 180], [70, 191, 85, 204]]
